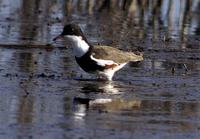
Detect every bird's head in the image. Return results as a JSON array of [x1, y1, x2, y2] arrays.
[[53, 24, 91, 57], [53, 24, 85, 41]]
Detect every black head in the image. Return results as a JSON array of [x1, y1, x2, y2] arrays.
[[61, 24, 84, 37], [53, 24, 87, 41]]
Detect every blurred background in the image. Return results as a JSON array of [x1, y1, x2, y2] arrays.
[[0, 1, 200, 139], [0, 0, 199, 47]]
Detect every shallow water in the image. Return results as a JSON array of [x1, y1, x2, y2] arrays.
[[0, 0, 200, 139]]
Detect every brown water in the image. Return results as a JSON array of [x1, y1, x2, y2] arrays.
[[0, 0, 200, 139]]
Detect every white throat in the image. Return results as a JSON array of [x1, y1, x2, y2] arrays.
[[66, 35, 90, 57]]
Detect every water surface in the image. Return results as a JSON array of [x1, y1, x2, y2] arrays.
[[0, 0, 200, 139]]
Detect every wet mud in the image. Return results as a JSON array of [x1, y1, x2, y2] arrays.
[[0, 0, 200, 139]]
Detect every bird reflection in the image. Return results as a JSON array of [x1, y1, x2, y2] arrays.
[[80, 82, 120, 94], [73, 82, 141, 120]]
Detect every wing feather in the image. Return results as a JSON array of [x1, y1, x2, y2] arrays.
[[92, 45, 143, 63]]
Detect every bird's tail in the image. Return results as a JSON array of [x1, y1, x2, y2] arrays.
[[127, 51, 144, 62]]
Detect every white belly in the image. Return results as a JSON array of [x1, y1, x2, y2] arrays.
[[98, 63, 127, 80]]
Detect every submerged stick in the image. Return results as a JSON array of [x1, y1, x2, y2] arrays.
[[183, 64, 188, 72]]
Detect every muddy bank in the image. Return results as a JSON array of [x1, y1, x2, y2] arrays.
[[0, 0, 200, 139]]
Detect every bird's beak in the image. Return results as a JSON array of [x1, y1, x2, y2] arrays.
[[53, 34, 64, 41]]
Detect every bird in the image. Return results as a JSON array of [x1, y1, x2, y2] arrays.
[[53, 24, 143, 81]]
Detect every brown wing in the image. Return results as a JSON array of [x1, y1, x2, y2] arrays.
[[92, 45, 143, 64]]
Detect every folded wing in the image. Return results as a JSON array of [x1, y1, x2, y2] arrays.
[[92, 45, 143, 64]]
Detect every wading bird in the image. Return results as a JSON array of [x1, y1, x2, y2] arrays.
[[53, 24, 143, 81]]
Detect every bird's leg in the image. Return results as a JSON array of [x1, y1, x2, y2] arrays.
[[96, 73, 113, 81], [96, 74, 104, 81]]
